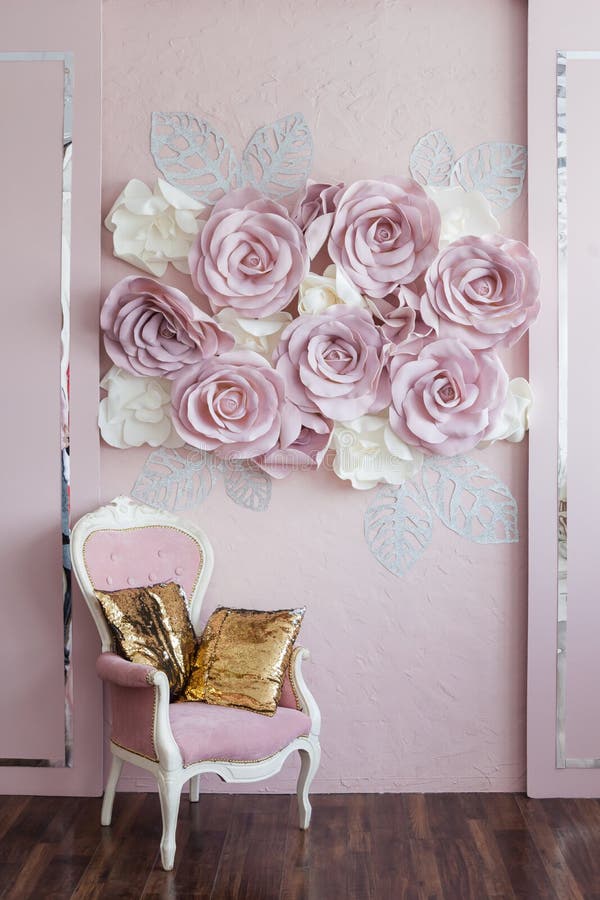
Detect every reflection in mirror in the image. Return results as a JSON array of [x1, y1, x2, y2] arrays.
[[556, 51, 567, 767], [555, 51, 600, 769], [61, 135, 73, 768]]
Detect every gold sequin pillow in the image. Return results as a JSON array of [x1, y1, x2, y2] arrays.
[[183, 607, 305, 715], [95, 581, 196, 701]]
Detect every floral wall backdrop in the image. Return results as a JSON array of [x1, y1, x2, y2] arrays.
[[102, 0, 528, 792]]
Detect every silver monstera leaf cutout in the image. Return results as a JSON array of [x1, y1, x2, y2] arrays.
[[240, 113, 314, 210], [131, 447, 215, 512], [132, 448, 272, 513], [364, 455, 520, 577], [421, 456, 519, 544], [409, 130, 454, 187], [150, 113, 240, 205], [151, 111, 313, 210], [409, 130, 527, 211], [451, 142, 527, 211], [220, 459, 272, 512], [364, 481, 433, 577]]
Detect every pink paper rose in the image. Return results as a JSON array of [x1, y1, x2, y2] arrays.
[[101, 276, 234, 378], [255, 404, 332, 479], [170, 350, 285, 459], [274, 306, 390, 419], [388, 338, 508, 456], [369, 285, 434, 356], [381, 306, 433, 356], [328, 177, 441, 299], [189, 187, 308, 319], [295, 182, 343, 229], [421, 235, 540, 349], [295, 181, 345, 258]]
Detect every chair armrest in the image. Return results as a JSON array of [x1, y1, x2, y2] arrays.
[[286, 646, 321, 737], [96, 652, 157, 688], [97, 654, 182, 770]]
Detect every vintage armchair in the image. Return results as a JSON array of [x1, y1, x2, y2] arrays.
[[71, 495, 321, 871]]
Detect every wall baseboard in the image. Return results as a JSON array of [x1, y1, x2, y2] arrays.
[[116, 773, 526, 794]]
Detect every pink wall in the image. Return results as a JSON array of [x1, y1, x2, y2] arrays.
[[102, 0, 530, 793]]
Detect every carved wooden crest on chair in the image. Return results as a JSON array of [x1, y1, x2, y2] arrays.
[[71, 495, 321, 871]]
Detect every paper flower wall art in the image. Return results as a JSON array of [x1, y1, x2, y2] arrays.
[[424, 185, 500, 247], [105, 178, 204, 276], [99, 366, 184, 449], [102, 118, 536, 576], [212, 309, 293, 359]]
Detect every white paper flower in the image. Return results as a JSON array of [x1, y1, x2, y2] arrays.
[[332, 413, 423, 490], [298, 265, 366, 315], [104, 178, 204, 276], [425, 185, 500, 247], [479, 377, 533, 446], [99, 366, 185, 449], [214, 309, 293, 359]]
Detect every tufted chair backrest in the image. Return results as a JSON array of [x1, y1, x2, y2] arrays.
[[71, 496, 214, 651]]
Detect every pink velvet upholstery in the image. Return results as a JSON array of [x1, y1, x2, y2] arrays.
[[279, 670, 299, 710], [84, 526, 203, 602], [96, 652, 155, 688], [109, 682, 158, 761], [169, 703, 311, 767], [97, 653, 158, 761], [96, 653, 309, 765]]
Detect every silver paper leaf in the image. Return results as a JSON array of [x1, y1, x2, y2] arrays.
[[240, 113, 313, 208], [451, 142, 527, 211], [131, 447, 215, 512], [422, 455, 519, 544], [364, 481, 433, 578], [409, 130, 454, 187], [150, 112, 240, 205], [221, 459, 272, 512]]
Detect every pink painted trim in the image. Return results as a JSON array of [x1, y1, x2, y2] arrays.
[[528, 0, 600, 796], [0, 0, 103, 795]]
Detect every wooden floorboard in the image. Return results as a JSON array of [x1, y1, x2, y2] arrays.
[[1, 793, 600, 899]]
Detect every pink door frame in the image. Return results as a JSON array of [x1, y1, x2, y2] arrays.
[[0, 0, 103, 795], [528, 0, 600, 797]]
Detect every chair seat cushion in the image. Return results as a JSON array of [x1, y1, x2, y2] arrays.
[[169, 702, 311, 766]]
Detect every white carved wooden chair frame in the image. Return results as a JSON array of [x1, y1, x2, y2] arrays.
[[71, 495, 321, 870]]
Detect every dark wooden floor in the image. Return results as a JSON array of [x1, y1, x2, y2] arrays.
[[1, 792, 600, 899]]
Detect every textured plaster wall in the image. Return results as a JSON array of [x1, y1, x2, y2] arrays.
[[102, 0, 529, 792]]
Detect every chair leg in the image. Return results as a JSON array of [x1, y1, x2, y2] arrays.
[[157, 772, 181, 871], [101, 753, 123, 827], [189, 774, 200, 803], [297, 741, 320, 830]]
